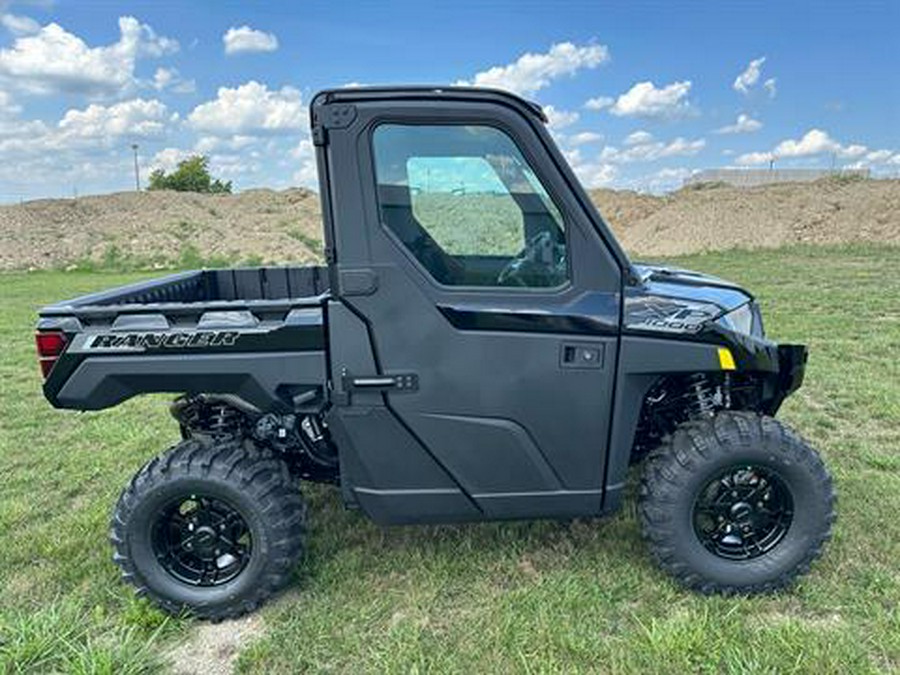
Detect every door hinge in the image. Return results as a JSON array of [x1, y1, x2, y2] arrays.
[[312, 125, 328, 147], [312, 103, 357, 147]]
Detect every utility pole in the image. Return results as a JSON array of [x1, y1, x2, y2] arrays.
[[131, 144, 140, 191]]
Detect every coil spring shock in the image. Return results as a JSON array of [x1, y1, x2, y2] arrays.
[[631, 373, 729, 463], [171, 395, 246, 438]]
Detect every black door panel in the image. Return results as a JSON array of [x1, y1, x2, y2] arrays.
[[324, 98, 623, 521]]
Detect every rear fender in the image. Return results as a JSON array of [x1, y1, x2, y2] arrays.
[[49, 351, 326, 412]]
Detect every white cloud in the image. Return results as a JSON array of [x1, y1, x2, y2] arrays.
[[733, 56, 766, 94], [0, 94, 179, 197], [457, 42, 609, 97], [864, 149, 893, 163], [715, 113, 762, 134], [152, 67, 195, 94], [600, 135, 706, 163], [292, 138, 318, 186], [223, 26, 279, 55], [774, 129, 840, 158], [564, 148, 618, 188], [839, 144, 867, 159], [623, 130, 653, 146], [567, 131, 603, 146], [0, 97, 171, 165], [0, 88, 47, 139], [608, 80, 694, 120], [543, 105, 579, 130], [194, 134, 257, 154], [735, 151, 775, 165], [57, 98, 170, 144], [735, 128, 876, 165], [655, 137, 706, 158], [1, 13, 40, 36], [187, 81, 307, 135], [0, 16, 178, 97], [0, 89, 20, 115], [763, 78, 777, 98], [584, 95, 613, 111], [152, 67, 174, 90], [151, 147, 192, 173], [210, 151, 262, 179], [636, 167, 693, 193]]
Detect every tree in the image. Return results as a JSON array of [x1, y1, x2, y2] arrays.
[[147, 155, 232, 194]]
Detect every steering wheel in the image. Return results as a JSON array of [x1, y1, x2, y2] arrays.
[[497, 230, 566, 287]]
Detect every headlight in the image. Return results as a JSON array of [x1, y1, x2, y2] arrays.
[[716, 302, 763, 337]]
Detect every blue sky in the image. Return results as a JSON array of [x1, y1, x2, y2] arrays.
[[0, 0, 897, 201]]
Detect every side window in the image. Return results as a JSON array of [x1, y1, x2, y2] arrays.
[[372, 124, 568, 288]]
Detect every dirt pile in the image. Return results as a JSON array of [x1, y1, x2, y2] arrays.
[[0, 188, 322, 270], [597, 178, 900, 257], [1, 178, 898, 270]]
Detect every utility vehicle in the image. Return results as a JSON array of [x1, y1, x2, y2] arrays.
[[36, 87, 835, 620]]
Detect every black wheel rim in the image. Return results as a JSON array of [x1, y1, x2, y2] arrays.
[[692, 464, 794, 561], [151, 494, 253, 586]]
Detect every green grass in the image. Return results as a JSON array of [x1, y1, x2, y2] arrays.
[[410, 193, 526, 256], [1, 244, 898, 673], [283, 224, 325, 257]]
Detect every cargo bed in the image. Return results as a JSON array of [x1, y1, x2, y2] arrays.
[[37, 266, 330, 411], [40, 266, 330, 317]]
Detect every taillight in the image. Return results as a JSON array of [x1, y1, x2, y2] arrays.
[[35, 330, 67, 379]]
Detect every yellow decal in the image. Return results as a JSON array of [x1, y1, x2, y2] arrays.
[[718, 347, 736, 371]]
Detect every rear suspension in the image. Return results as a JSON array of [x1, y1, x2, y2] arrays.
[[170, 394, 339, 482]]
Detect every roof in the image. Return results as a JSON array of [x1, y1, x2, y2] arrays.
[[310, 85, 548, 123]]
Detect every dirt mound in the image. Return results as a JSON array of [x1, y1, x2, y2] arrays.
[[603, 178, 900, 257], [1, 178, 898, 270], [0, 188, 323, 270], [588, 187, 668, 235]]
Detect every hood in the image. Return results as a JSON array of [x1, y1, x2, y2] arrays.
[[625, 263, 754, 336]]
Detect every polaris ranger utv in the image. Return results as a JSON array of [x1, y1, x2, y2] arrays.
[[36, 87, 834, 620]]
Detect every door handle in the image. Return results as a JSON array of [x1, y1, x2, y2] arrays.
[[560, 342, 605, 369], [343, 372, 419, 391]]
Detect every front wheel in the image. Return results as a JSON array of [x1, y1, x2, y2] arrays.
[[110, 437, 306, 620], [639, 411, 835, 594]]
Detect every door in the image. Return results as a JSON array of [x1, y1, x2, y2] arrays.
[[325, 97, 623, 519]]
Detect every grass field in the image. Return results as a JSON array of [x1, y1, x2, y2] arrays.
[[1, 244, 898, 673]]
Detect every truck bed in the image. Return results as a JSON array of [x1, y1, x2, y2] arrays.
[[37, 266, 331, 413], [40, 266, 330, 316]]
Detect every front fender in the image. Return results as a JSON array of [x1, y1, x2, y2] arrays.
[[602, 335, 808, 514]]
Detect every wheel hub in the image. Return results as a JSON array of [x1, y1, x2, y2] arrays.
[[191, 526, 218, 556], [692, 465, 794, 561], [730, 501, 753, 520], [151, 494, 253, 586]]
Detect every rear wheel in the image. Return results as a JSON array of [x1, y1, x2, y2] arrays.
[[111, 437, 306, 620], [639, 411, 835, 594]]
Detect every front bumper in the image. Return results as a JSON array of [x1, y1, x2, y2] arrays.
[[716, 327, 808, 415], [777, 344, 808, 398], [758, 343, 808, 415]]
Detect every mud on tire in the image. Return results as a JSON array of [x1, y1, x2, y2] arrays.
[[639, 411, 835, 594], [110, 436, 306, 620]]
